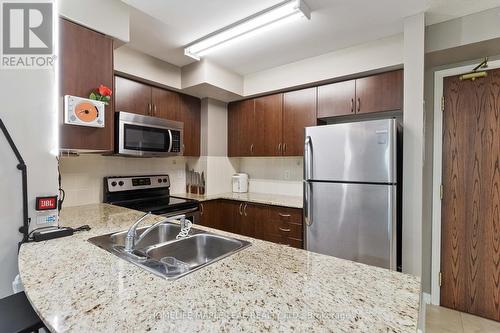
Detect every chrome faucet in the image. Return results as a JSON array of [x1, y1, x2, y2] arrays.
[[124, 213, 190, 252]]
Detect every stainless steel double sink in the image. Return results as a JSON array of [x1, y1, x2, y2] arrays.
[[89, 222, 251, 280]]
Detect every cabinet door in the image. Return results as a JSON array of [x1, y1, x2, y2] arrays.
[[228, 99, 255, 157], [151, 87, 180, 120], [254, 94, 283, 156], [317, 80, 355, 118], [240, 203, 268, 238], [60, 18, 114, 152], [179, 94, 201, 156], [115, 76, 152, 116], [199, 201, 220, 228], [218, 200, 243, 233], [355, 70, 403, 114], [283, 88, 317, 156]]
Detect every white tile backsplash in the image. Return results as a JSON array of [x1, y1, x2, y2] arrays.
[[59, 155, 185, 207]]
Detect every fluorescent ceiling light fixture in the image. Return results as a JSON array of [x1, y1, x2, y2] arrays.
[[184, 0, 311, 60]]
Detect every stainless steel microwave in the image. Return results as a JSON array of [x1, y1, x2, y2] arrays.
[[115, 112, 183, 157]]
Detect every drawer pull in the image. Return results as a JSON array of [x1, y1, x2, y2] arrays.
[[279, 227, 291, 232], [278, 213, 291, 217]]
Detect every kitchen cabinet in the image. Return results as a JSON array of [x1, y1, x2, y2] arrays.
[[317, 80, 355, 118], [179, 94, 201, 156], [59, 18, 114, 152], [114, 76, 201, 156], [115, 76, 152, 116], [282, 88, 317, 156], [198, 199, 303, 249], [152, 86, 180, 120], [317, 70, 403, 118], [355, 70, 403, 114], [254, 94, 283, 156], [228, 89, 316, 157], [228, 99, 255, 157]]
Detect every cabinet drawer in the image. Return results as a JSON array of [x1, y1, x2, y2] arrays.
[[262, 220, 302, 239], [265, 234, 303, 249], [268, 207, 303, 225]]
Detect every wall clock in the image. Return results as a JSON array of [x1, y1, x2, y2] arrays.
[[64, 95, 105, 128]]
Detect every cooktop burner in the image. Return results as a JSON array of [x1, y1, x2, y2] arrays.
[[103, 175, 198, 216]]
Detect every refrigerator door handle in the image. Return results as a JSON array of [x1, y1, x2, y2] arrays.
[[304, 136, 312, 226], [389, 185, 397, 270]]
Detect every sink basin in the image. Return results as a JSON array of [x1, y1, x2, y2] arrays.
[[88, 221, 251, 280], [147, 234, 249, 269]]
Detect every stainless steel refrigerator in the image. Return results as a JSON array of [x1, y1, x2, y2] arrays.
[[304, 119, 402, 270]]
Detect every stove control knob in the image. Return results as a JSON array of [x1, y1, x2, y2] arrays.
[[111, 181, 117, 187], [163, 178, 168, 183], [118, 181, 124, 186], [158, 178, 162, 183]]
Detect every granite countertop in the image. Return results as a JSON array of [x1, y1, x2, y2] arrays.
[[19, 204, 420, 332], [173, 192, 303, 209]]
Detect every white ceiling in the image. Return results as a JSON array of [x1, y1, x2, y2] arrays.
[[122, 0, 500, 75]]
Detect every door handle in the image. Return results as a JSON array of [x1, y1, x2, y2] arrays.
[[243, 203, 248, 216], [200, 203, 204, 215], [239, 203, 243, 216], [357, 97, 361, 113], [278, 213, 291, 218], [283, 143, 287, 153], [153, 104, 157, 116], [277, 143, 282, 154], [351, 98, 354, 113], [304, 136, 313, 226], [250, 144, 254, 154], [148, 103, 152, 116]]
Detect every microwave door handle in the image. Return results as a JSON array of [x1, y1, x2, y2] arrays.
[[168, 130, 173, 152]]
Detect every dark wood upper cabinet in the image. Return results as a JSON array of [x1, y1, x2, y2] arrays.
[[228, 99, 255, 157], [180, 94, 201, 156], [114, 76, 152, 116], [317, 80, 355, 118], [355, 70, 403, 114], [254, 94, 283, 156], [283, 88, 317, 156], [59, 18, 114, 152], [152, 87, 180, 120]]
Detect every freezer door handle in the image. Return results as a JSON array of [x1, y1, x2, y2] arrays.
[[304, 136, 312, 181]]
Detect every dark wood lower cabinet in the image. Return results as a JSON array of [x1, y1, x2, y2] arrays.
[[198, 199, 303, 249]]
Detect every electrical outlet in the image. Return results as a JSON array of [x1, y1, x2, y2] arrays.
[[284, 170, 290, 180]]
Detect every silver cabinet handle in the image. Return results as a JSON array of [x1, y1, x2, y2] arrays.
[[153, 104, 157, 116], [283, 143, 287, 153], [250, 144, 254, 154], [279, 227, 291, 232], [278, 213, 291, 218], [244, 203, 248, 216], [200, 203, 204, 215], [357, 97, 361, 113], [148, 103, 152, 116], [277, 143, 282, 154], [239, 203, 243, 216]]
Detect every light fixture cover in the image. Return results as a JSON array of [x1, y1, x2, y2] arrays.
[[184, 0, 310, 60]]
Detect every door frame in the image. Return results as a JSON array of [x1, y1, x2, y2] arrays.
[[431, 59, 500, 305]]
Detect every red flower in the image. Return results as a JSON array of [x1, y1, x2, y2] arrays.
[[98, 84, 112, 97]]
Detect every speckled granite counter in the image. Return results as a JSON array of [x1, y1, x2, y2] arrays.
[[173, 192, 303, 209], [19, 204, 420, 332]]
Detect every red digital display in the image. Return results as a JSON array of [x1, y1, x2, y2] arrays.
[[36, 196, 58, 211]]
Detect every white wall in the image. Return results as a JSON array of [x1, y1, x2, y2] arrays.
[[0, 33, 58, 299], [243, 34, 404, 96], [402, 13, 425, 277], [114, 46, 182, 90], [59, 0, 130, 42], [60, 155, 186, 207]]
